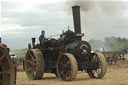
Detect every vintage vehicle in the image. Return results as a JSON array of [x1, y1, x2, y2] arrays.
[[24, 6, 107, 81], [0, 37, 16, 85]]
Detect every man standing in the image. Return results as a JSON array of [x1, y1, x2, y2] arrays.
[[39, 30, 45, 43]]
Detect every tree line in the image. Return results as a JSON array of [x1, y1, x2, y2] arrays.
[[88, 36, 128, 52]]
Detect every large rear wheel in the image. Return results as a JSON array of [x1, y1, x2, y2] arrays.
[[25, 49, 45, 80], [87, 52, 107, 79], [0, 45, 15, 85], [56, 53, 78, 81]]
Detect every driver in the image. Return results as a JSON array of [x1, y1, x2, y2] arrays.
[[39, 30, 45, 43]]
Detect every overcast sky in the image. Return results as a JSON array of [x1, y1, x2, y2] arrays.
[[1, 0, 128, 50]]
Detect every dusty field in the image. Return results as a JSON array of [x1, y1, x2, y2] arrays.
[[16, 60, 128, 85]]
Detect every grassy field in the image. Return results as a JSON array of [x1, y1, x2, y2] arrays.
[[16, 60, 128, 85], [12, 49, 27, 55]]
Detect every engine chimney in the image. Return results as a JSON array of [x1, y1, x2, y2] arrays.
[[72, 6, 81, 34], [72, 6, 83, 40], [32, 38, 35, 48], [0, 37, 1, 43]]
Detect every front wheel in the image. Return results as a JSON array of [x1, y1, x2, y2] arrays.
[[87, 52, 107, 79], [56, 53, 78, 81], [25, 49, 45, 80], [0, 45, 15, 85]]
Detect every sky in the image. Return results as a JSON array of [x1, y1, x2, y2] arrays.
[[1, 0, 128, 50]]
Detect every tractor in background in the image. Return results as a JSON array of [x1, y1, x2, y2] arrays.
[[0, 37, 16, 85]]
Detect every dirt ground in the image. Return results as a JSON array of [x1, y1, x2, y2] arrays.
[[16, 60, 128, 85]]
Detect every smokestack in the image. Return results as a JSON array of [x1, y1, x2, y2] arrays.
[[32, 38, 35, 48], [72, 6, 83, 40], [72, 6, 81, 34], [0, 37, 1, 43]]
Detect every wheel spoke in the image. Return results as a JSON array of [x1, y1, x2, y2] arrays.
[[60, 70, 66, 75], [62, 71, 66, 79], [64, 63, 71, 70], [61, 56, 67, 64], [59, 61, 64, 65], [33, 67, 36, 71], [65, 72, 70, 79], [33, 63, 36, 66], [26, 60, 33, 65], [64, 57, 69, 64], [0, 55, 5, 61], [26, 67, 33, 72], [61, 59, 65, 65], [31, 71, 36, 77], [29, 51, 35, 60], [33, 59, 37, 62]]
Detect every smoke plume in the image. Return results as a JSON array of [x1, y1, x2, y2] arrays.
[[65, 0, 128, 41], [65, 0, 125, 16]]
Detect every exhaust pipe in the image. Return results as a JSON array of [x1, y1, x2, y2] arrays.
[[0, 37, 1, 43], [32, 38, 35, 48], [72, 6, 81, 34], [72, 6, 83, 40]]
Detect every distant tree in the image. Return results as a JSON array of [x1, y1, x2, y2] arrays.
[[17, 57, 24, 62], [88, 36, 128, 52], [104, 36, 128, 52]]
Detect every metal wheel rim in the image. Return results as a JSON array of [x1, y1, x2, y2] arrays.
[[25, 50, 37, 79], [0, 45, 15, 85], [57, 55, 72, 80], [88, 54, 102, 78]]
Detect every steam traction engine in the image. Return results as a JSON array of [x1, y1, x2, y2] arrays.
[[0, 37, 16, 85], [25, 6, 107, 81]]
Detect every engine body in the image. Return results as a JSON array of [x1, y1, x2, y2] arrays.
[[33, 29, 98, 73], [25, 6, 107, 81]]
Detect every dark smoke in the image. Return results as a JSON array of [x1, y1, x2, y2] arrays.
[[65, 0, 128, 51], [65, 0, 127, 40], [65, 0, 125, 16]]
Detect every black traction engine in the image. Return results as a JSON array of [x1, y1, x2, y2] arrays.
[[24, 6, 107, 81]]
